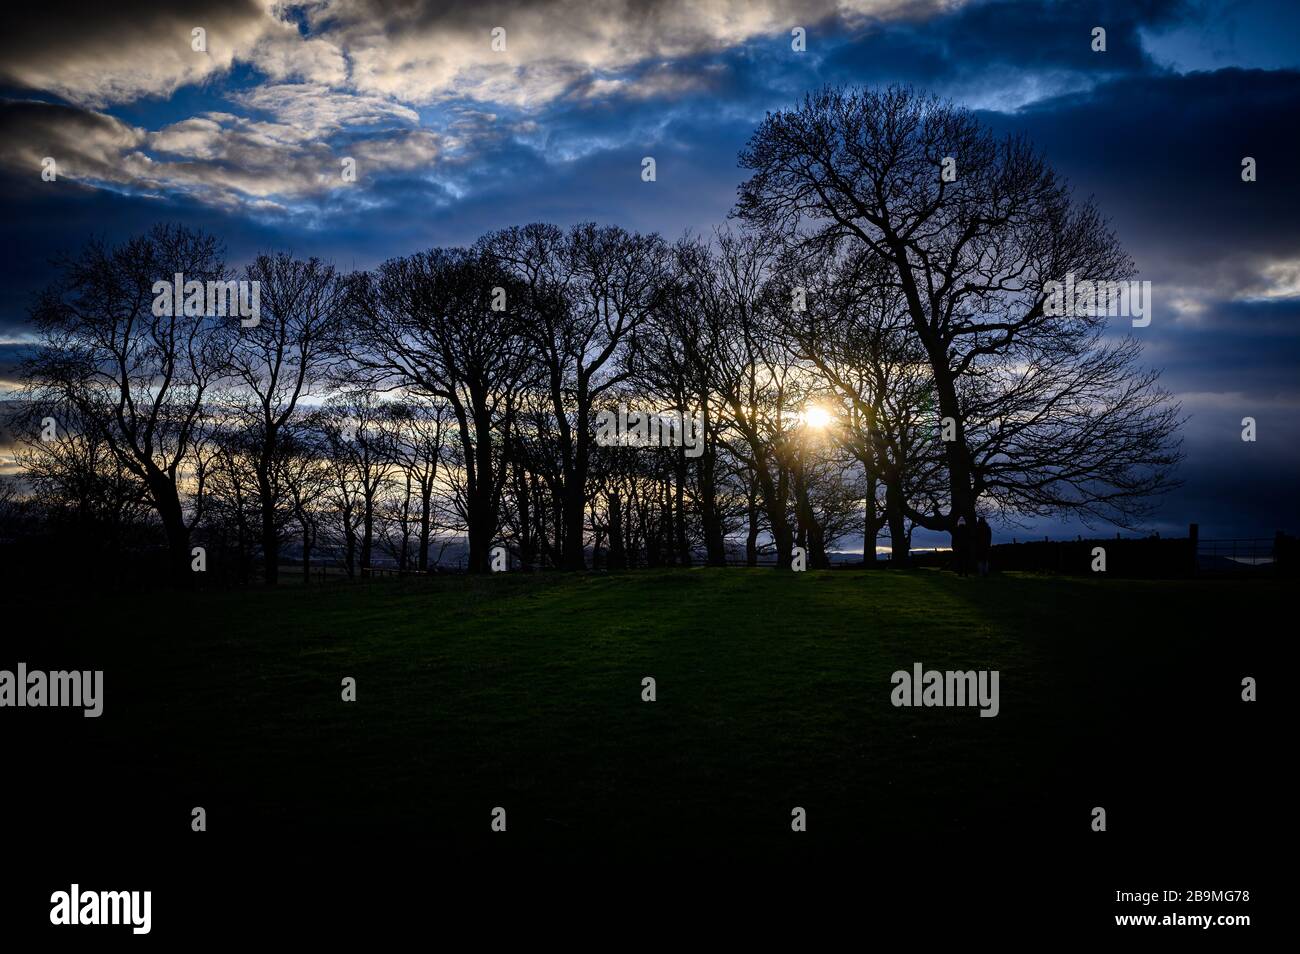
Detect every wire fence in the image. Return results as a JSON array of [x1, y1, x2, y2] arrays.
[[274, 529, 1295, 582], [1195, 538, 1277, 569]]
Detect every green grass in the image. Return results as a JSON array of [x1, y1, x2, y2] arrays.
[[20, 568, 1276, 852]]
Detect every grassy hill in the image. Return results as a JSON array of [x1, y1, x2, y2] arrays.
[[13, 568, 1277, 855]]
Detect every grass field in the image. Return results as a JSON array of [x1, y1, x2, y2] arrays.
[[13, 567, 1277, 855]]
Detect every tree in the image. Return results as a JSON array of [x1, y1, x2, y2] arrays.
[[487, 223, 670, 570], [227, 253, 347, 584], [203, 427, 262, 583], [22, 224, 226, 583], [648, 237, 734, 565], [687, 230, 800, 569], [276, 421, 333, 583], [13, 402, 151, 556], [351, 247, 532, 573], [322, 391, 396, 576], [773, 246, 940, 564], [381, 396, 450, 572], [736, 85, 1181, 548]]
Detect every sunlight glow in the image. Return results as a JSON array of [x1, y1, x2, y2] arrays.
[[802, 405, 834, 430]]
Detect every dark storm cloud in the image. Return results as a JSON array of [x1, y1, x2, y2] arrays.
[[0, 342, 31, 378], [819, 0, 1195, 103], [962, 65, 1300, 538], [986, 68, 1300, 290], [971, 68, 1300, 425]]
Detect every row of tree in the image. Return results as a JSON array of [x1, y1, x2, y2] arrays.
[[7, 86, 1183, 584]]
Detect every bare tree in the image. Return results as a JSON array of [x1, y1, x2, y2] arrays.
[[321, 391, 396, 576], [736, 85, 1181, 551], [203, 428, 261, 583], [646, 237, 735, 565], [350, 247, 532, 573], [686, 230, 801, 569], [276, 421, 333, 582], [487, 223, 669, 570], [380, 396, 450, 572], [318, 410, 364, 578], [773, 247, 941, 564], [13, 403, 151, 555], [22, 224, 226, 583], [227, 253, 348, 584]]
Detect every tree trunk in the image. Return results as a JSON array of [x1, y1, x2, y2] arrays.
[[147, 469, 192, 587], [560, 488, 587, 570], [891, 236, 980, 549], [301, 520, 313, 583], [675, 449, 692, 566], [344, 515, 357, 579], [885, 477, 909, 567], [462, 400, 498, 574], [756, 459, 792, 570], [863, 473, 878, 565], [662, 479, 677, 567], [260, 493, 279, 586], [607, 492, 626, 570], [397, 475, 412, 572], [360, 495, 374, 576], [418, 485, 432, 572], [745, 478, 759, 566]]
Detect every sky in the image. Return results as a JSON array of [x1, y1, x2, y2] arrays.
[[1, 0, 1297, 544]]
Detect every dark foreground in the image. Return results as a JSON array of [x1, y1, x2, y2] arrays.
[[5, 568, 1280, 936]]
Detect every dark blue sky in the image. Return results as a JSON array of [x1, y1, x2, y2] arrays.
[[2, 0, 1297, 542]]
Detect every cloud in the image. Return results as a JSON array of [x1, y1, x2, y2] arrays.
[[0, 99, 150, 183], [0, 0, 276, 107], [232, 84, 420, 134], [977, 67, 1300, 331], [3, 0, 951, 110], [249, 21, 349, 87], [6, 1, 958, 212], [0, 98, 442, 211], [818, 0, 1196, 109], [324, 0, 935, 106]]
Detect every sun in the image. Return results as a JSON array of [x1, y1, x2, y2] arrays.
[[802, 405, 834, 429]]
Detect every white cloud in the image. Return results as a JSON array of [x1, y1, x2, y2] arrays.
[[0, 0, 965, 212], [233, 84, 421, 135], [324, 0, 935, 107], [0, 101, 441, 210], [4, 1, 948, 109], [0, 102, 147, 182], [249, 21, 349, 87], [1, 2, 277, 108]]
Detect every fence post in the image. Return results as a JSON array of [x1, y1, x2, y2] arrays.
[[1188, 523, 1198, 576]]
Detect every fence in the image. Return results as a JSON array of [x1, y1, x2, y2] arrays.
[[975, 526, 1293, 578], [236, 525, 1300, 583], [1195, 537, 1278, 571]]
